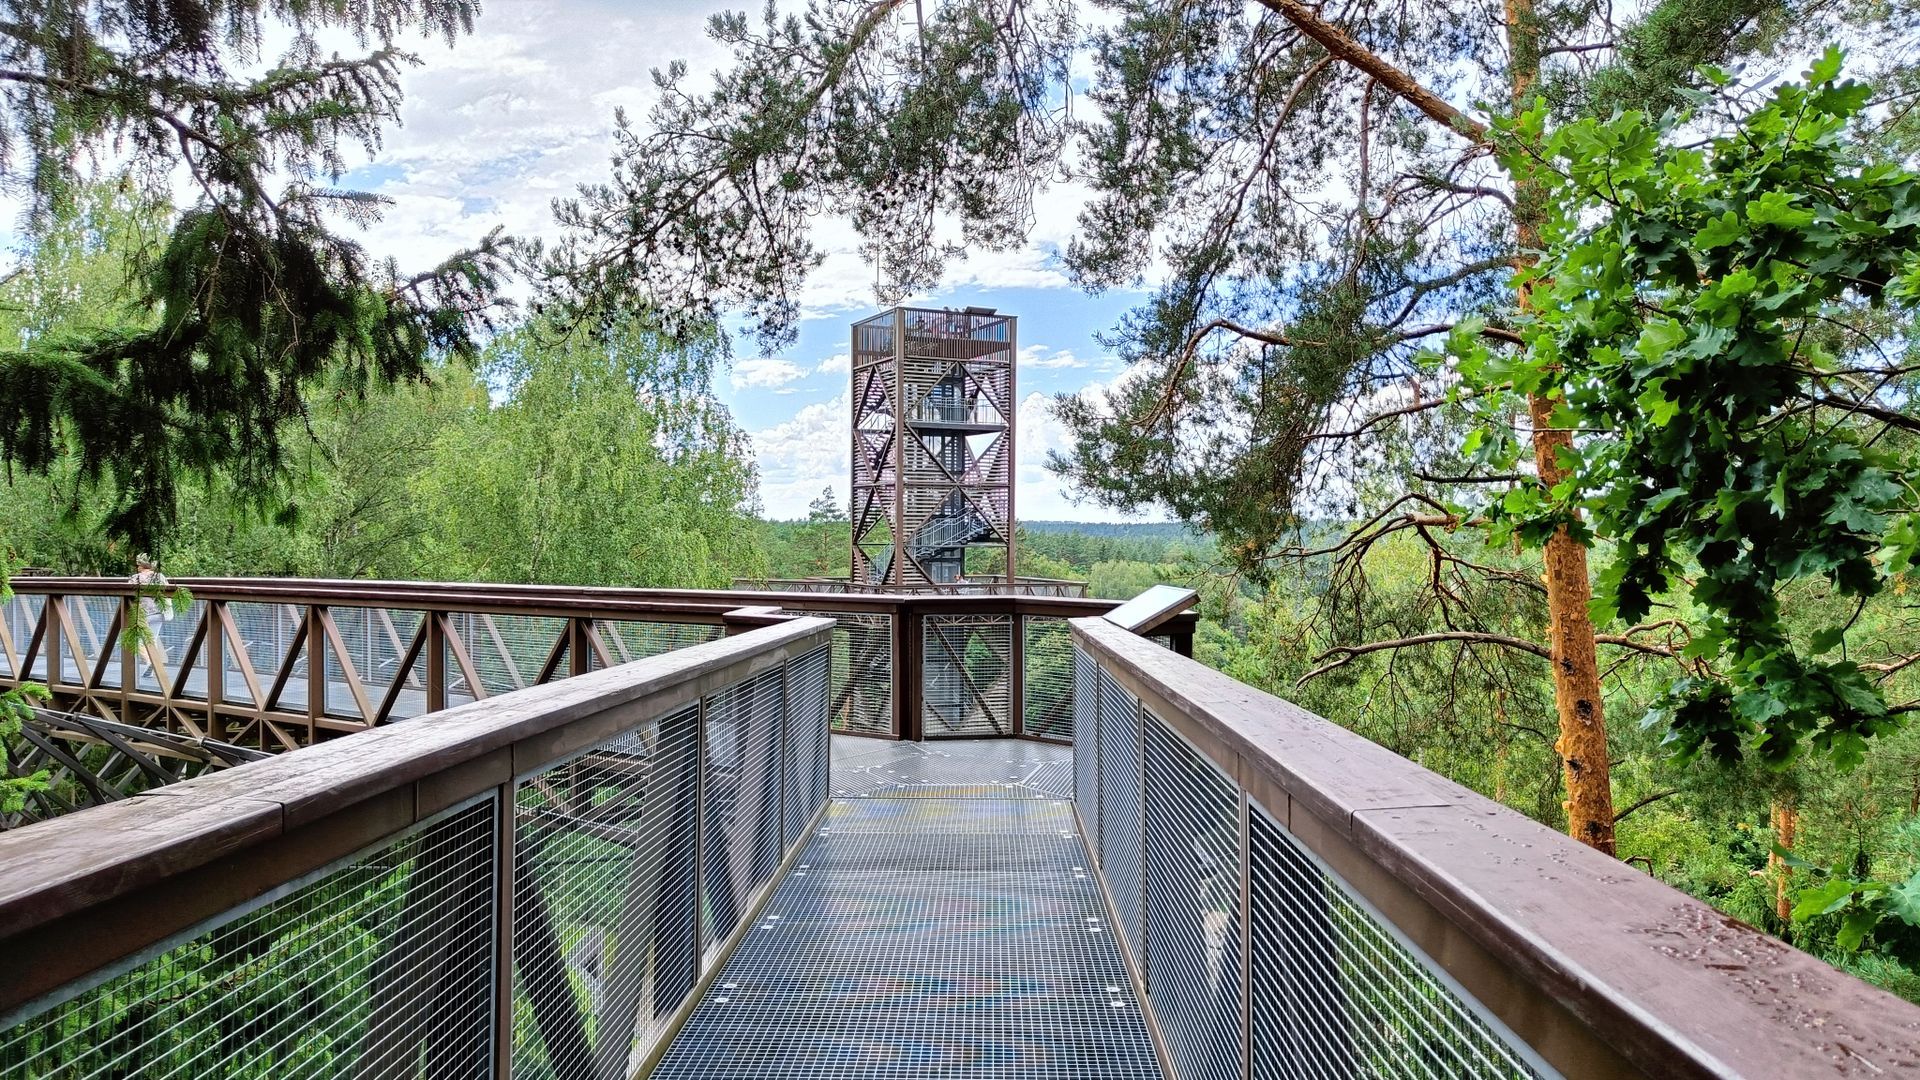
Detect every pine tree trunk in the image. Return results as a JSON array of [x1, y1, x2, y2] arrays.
[[1771, 799, 1798, 922], [1267, 0, 1618, 852], [1527, 395, 1617, 853], [1509, 0, 1615, 854]]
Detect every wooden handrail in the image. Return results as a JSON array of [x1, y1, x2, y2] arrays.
[[1071, 615, 1920, 1079], [0, 616, 834, 1016]]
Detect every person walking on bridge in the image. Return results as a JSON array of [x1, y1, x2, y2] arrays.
[[129, 554, 170, 685]]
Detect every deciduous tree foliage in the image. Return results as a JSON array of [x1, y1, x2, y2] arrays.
[[1458, 54, 1920, 770], [0, 0, 509, 549]]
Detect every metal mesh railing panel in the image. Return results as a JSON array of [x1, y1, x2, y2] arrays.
[[5, 592, 46, 680], [785, 646, 831, 843], [1073, 647, 1099, 852], [702, 669, 785, 960], [132, 598, 205, 701], [444, 613, 566, 699], [1143, 711, 1243, 1080], [0, 798, 497, 1078], [1098, 668, 1145, 963], [221, 603, 302, 707], [790, 610, 894, 736], [511, 702, 702, 1080], [922, 613, 1012, 737], [62, 595, 123, 690], [320, 608, 426, 721], [1023, 616, 1074, 740], [749, 668, 788, 893], [600, 620, 722, 665], [1248, 803, 1543, 1080]]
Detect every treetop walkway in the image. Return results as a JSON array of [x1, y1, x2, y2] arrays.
[[0, 577, 1916, 1078]]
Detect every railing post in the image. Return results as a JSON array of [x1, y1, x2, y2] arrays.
[[426, 612, 448, 713], [568, 617, 591, 676], [895, 602, 921, 741], [44, 592, 62, 698], [206, 601, 226, 743], [306, 604, 324, 744], [492, 780, 518, 1079], [118, 595, 134, 724], [1009, 610, 1026, 739]]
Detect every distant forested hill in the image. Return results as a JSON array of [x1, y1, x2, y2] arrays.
[[1018, 521, 1206, 543]]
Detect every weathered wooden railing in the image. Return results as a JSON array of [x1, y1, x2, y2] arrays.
[[0, 615, 835, 1078], [1071, 615, 1920, 1079], [0, 578, 1196, 749], [740, 575, 1092, 597]]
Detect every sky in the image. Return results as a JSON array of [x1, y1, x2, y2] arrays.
[[318, 0, 1162, 522]]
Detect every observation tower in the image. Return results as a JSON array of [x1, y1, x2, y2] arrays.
[[850, 305, 1016, 588]]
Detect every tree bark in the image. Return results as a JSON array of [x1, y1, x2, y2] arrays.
[[1528, 393, 1616, 853], [1771, 798, 1798, 922], [1265, 0, 1618, 853], [1509, 0, 1615, 855]]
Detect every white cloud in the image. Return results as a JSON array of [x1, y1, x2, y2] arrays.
[[816, 352, 851, 375], [1012, 375, 1161, 522], [748, 392, 851, 519], [1018, 344, 1089, 370], [730, 357, 807, 391]]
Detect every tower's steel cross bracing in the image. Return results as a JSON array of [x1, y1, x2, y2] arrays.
[[851, 306, 1016, 587]]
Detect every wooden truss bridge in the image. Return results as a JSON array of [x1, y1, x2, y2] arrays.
[[0, 578, 1916, 1079]]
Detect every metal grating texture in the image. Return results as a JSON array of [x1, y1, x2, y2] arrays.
[[512, 702, 702, 1080], [1075, 639, 1552, 1080], [601, 620, 722, 665], [1023, 616, 1074, 740], [1097, 668, 1145, 963], [1072, 647, 1099, 852], [321, 606, 425, 720], [650, 738, 1164, 1079], [785, 645, 833, 841], [791, 610, 895, 737], [703, 668, 788, 959], [831, 739, 1076, 799], [1142, 710, 1243, 1080], [923, 613, 1013, 737], [1248, 803, 1544, 1080], [0, 798, 498, 1078]]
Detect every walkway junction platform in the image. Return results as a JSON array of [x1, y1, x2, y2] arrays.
[[1, 576, 1917, 1078]]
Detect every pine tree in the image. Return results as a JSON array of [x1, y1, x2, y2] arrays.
[[547, 0, 1916, 851], [0, 0, 509, 550]]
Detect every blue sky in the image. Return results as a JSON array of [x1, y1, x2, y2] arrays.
[[323, 0, 1159, 520]]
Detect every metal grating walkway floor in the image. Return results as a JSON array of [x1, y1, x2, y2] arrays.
[[650, 738, 1166, 1079]]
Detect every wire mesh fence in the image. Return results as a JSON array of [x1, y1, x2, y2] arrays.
[[1072, 647, 1099, 854], [1078, 638, 1551, 1080], [0, 797, 500, 1080], [922, 613, 1012, 737], [786, 610, 894, 736], [1099, 670, 1145, 964], [1023, 615, 1074, 740], [701, 669, 787, 961], [512, 702, 703, 1080], [0, 591, 43, 680], [1247, 805, 1542, 1080], [0, 621, 836, 1080]]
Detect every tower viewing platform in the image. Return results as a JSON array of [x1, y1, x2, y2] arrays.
[[1, 576, 1917, 1078]]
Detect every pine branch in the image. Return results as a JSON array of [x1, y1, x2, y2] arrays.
[[1254, 0, 1490, 143]]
